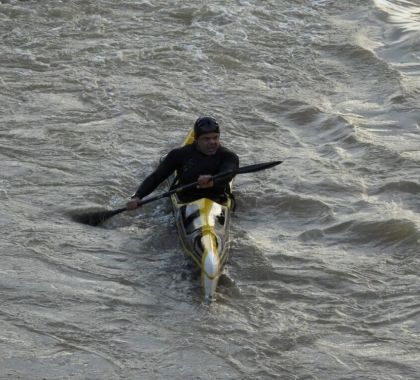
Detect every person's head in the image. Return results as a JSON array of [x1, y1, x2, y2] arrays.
[[194, 116, 220, 155]]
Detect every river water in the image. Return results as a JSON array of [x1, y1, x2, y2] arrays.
[[1, 0, 419, 379]]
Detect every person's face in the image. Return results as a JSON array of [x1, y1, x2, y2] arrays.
[[196, 132, 220, 155]]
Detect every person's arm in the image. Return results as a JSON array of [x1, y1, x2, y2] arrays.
[[127, 149, 180, 209]]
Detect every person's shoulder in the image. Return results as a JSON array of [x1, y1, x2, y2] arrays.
[[181, 143, 196, 151], [168, 143, 193, 153], [166, 143, 195, 159], [219, 144, 238, 158]]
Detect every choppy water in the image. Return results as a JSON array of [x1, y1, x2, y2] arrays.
[[1, 0, 419, 379]]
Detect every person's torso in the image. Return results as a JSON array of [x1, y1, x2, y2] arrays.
[[176, 143, 229, 184]]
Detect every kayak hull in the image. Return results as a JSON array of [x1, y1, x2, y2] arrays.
[[168, 131, 233, 302]]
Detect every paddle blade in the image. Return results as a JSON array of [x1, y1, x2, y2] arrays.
[[212, 160, 282, 183], [236, 160, 282, 175], [70, 207, 127, 226]]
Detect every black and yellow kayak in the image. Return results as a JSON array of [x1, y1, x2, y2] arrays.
[[167, 130, 234, 303]]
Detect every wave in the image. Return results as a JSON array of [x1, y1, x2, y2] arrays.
[[372, 180, 420, 195], [237, 192, 334, 227], [371, 0, 420, 96], [299, 218, 419, 249], [373, 0, 420, 32], [276, 99, 357, 146]]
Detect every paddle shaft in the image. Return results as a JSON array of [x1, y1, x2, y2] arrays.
[[138, 160, 282, 206], [74, 160, 282, 225]]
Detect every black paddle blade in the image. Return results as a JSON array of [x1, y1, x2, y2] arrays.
[[236, 160, 282, 175], [212, 160, 282, 183], [70, 207, 127, 226]]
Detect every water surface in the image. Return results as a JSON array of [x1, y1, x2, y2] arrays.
[[0, 1, 419, 379]]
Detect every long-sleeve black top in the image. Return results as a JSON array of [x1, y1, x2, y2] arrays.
[[134, 142, 239, 201]]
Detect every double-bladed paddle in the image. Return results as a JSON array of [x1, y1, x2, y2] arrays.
[[71, 160, 282, 226]]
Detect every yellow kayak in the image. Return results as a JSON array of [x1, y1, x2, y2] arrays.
[[167, 130, 234, 302]]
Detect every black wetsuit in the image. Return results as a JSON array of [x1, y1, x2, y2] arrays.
[[134, 142, 239, 202]]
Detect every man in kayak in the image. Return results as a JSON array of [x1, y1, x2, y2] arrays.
[[126, 116, 239, 210]]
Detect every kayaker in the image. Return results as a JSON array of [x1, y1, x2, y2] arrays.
[[126, 116, 239, 210]]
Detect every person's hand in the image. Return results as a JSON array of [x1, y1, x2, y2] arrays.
[[197, 175, 214, 188], [127, 197, 141, 210]]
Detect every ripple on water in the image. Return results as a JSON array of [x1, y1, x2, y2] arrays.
[[299, 217, 419, 251], [373, 180, 420, 195]]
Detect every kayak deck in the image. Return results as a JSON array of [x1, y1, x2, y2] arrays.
[[167, 130, 234, 302]]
